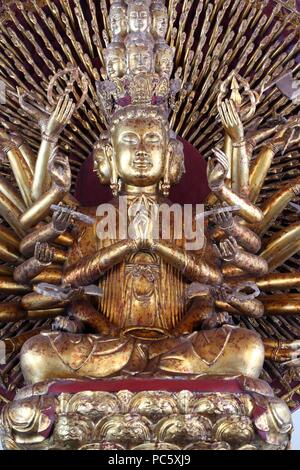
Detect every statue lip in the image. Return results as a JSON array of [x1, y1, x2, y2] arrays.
[[132, 157, 153, 170]]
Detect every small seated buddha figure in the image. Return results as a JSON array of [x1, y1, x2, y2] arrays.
[[20, 103, 268, 385]]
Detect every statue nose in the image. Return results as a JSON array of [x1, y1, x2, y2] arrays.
[[135, 150, 148, 160]]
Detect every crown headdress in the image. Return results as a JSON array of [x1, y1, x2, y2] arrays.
[[97, 0, 180, 123]]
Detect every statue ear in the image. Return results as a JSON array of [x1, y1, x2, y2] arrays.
[[168, 140, 185, 185], [104, 142, 121, 196]]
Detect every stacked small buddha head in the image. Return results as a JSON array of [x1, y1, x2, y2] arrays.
[[95, 0, 183, 196]]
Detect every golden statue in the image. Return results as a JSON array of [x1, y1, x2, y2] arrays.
[[0, 0, 300, 451]]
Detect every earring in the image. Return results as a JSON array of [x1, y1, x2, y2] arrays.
[[160, 145, 172, 196], [105, 145, 120, 196]]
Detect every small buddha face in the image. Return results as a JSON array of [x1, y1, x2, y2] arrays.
[[128, 4, 150, 33], [93, 143, 112, 185], [109, 6, 127, 38], [127, 44, 153, 75], [151, 8, 168, 39], [112, 117, 167, 187], [155, 47, 174, 77], [105, 45, 126, 79]]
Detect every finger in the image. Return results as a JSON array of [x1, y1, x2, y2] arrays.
[[61, 99, 74, 123], [64, 102, 76, 123], [34, 243, 40, 258], [53, 96, 64, 119], [224, 239, 234, 253], [62, 211, 70, 224], [57, 95, 70, 121], [218, 107, 226, 126], [228, 102, 239, 127], [223, 243, 231, 257], [229, 236, 237, 247], [212, 149, 228, 172], [213, 244, 221, 258], [220, 242, 227, 256], [223, 101, 233, 127], [221, 103, 230, 126], [42, 243, 48, 260]]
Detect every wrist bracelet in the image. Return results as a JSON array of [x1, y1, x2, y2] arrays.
[[266, 142, 280, 154], [233, 139, 246, 148], [210, 182, 224, 192], [1, 142, 17, 154], [42, 132, 58, 144]]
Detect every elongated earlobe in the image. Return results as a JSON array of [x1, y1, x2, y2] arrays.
[[105, 144, 121, 196], [160, 143, 172, 196]]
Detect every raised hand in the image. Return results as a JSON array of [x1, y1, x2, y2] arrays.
[[48, 149, 71, 192], [18, 91, 75, 138], [213, 203, 234, 229], [34, 242, 55, 265], [271, 121, 300, 154], [207, 148, 229, 191], [130, 206, 154, 250], [218, 99, 244, 142], [210, 284, 234, 303], [45, 95, 75, 138], [52, 208, 73, 232], [213, 236, 239, 262]]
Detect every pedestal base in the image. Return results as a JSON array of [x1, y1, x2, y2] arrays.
[[0, 377, 292, 450]]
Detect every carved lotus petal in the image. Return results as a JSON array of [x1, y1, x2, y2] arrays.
[[95, 414, 152, 444], [129, 391, 178, 418], [66, 391, 120, 417], [53, 413, 94, 443], [213, 415, 254, 448], [154, 415, 212, 443]]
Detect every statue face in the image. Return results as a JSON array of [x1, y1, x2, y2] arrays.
[[128, 5, 150, 33], [155, 48, 173, 77], [93, 145, 111, 185], [151, 10, 168, 38], [109, 7, 127, 37], [127, 45, 153, 75], [112, 117, 167, 187], [106, 47, 126, 79]]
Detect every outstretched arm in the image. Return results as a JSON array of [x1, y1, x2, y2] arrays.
[[214, 236, 268, 276], [20, 209, 73, 256], [14, 242, 55, 285], [214, 286, 264, 318], [18, 92, 75, 201], [212, 203, 261, 253], [154, 240, 223, 285], [207, 148, 263, 224], [219, 99, 249, 197], [62, 239, 137, 287], [20, 152, 71, 229]]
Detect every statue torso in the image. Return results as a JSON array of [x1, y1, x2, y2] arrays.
[[65, 196, 209, 340]]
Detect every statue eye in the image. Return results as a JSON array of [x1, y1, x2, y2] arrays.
[[145, 133, 161, 143], [122, 133, 139, 144]]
